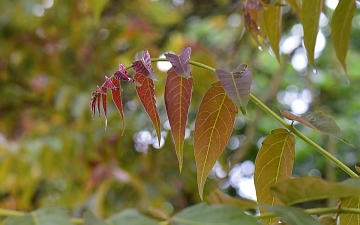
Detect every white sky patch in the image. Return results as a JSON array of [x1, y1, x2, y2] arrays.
[[157, 54, 172, 72]]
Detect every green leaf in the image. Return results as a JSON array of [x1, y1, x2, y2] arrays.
[[339, 197, 360, 225], [302, 0, 323, 68], [254, 128, 295, 224], [194, 81, 238, 199], [356, 165, 360, 174], [84, 211, 108, 225], [261, 4, 282, 62], [206, 189, 258, 210], [108, 209, 159, 225], [330, 0, 356, 82], [261, 205, 321, 225], [5, 207, 73, 225], [270, 177, 360, 205], [171, 203, 262, 225]]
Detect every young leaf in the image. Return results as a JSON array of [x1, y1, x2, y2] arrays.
[[270, 177, 360, 205], [103, 76, 120, 90], [101, 87, 107, 128], [243, 6, 264, 47], [89, 92, 100, 120], [215, 64, 252, 116], [254, 128, 295, 224], [261, 4, 282, 62], [331, 0, 356, 82], [164, 67, 193, 171], [194, 81, 237, 199], [171, 203, 262, 225], [108, 209, 159, 225], [164, 47, 192, 78], [111, 78, 125, 135], [243, 0, 263, 10], [281, 110, 316, 129], [260, 205, 321, 225], [114, 64, 141, 86], [302, 0, 323, 68], [339, 197, 360, 225], [4, 207, 73, 225], [134, 73, 161, 144], [207, 189, 258, 210], [132, 50, 156, 80]]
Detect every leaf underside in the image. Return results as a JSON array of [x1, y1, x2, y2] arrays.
[[111, 78, 125, 135], [165, 47, 192, 78], [254, 128, 295, 224], [194, 81, 237, 199]]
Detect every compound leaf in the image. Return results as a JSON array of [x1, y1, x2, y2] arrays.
[[111, 78, 125, 135], [165, 47, 192, 78]]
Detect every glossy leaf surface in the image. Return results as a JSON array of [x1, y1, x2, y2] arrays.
[[165, 47, 192, 78], [215, 64, 252, 116], [164, 68, 193, 171], [254, 128, 295, 224], [302, 0, 323, 68], [331, 0, 356, 82], [194, 81, 237, 199], [111, 78, 125, 134], [270, 177, 360, 205], [207, 189, 258, 210], [5, 207, 73, 225], [135, 73, 161, 144], [171, 203, 262, 225], [340, 197, 360, 225], [132, 50, 156, 80], [261, 205, 321, 225]]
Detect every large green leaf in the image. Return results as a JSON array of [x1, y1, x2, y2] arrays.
[[84, 211, 108, 225], [339, 197, 360, 225], [302, 0, 323, 68], [330, 0, 356, 82], [171, 203, 262, 225], [261, 205, 321, 225], [270, 177, 360, 205], [5, 207, 73, 225], [254, 128, 295, 224], [207, 189, 258, 210], [194, 81, 237, 199], [108, 209, 159, 225]]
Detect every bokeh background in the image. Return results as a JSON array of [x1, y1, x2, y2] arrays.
[[1, 0, 360, 219]]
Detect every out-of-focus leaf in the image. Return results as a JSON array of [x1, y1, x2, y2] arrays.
[[5, 207, 73, 225], [331, 0, 356, 82], [355, 165, 360, 174], [215, 64, 252, 116], [108, 209, 159, 225], [171, 203, 262, 225], [132, 50, 156, 80], [164, 67, 193, 171], [287, 0, 301, 19], [339, 197, 360, 225], [135, 73, 161, 144], [194, 81, 237, 199], [261, 4, 282, 62], [243, 0, 263, 10], [254, 128, 295, 224], [114, 64, 140, 86], [89, 0, 107, 24], [270, 177, 360, 205], [261, 205, 321, 225], [302, 0, 323, 68], [165, 47, 192, 78], [101, 87, 107, 128], [83, 211, 107, 225], [243, 6, 264, 47], [317, 215, 336, 225], [206, 189, 258, 210], [111, 79, 125, 135]]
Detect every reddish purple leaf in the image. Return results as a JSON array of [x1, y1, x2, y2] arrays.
[[111, 78, 125, 134], [103, 76, 120, 90], [114, 64, 141, 86], [134, 73, 161, 144], [164, 47, 192, 78], [96, 92, 101, 118], [96, 85, 106, 95], [164, 67, 193, 171], [89, 92, 100, 119], [243, 0, 263, 10], [101, 87, 107, 128], [132, 50, 156, 80], [215, 64, 252, 116]]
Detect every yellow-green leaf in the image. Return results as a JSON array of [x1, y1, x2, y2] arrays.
[[317, 215, 336, 225], [287, 0, 301, 19], [194, 81, 237, 199], [206, 189, 258, 210], [261, 4, 282, 62], [302, 0, 323, 68], [340, 197, 360, 225], [331, 0, 356, 82], [254, 128, 295, 224]]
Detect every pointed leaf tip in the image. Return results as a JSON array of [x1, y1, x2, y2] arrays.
[[111, 78, 125, 135], [103, 76, 120, 90], [164, 47, 192, 78], [115, 64, 141, 86], [132, 50, 156, 80]]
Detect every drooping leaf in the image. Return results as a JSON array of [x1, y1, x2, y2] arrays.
[[164, 67, 193, 171], [317, 215, 336, 225], [114, 64, 140, 86], [111, 78, 125, 135], [83, 211, 108, 225], [254, 128, 295, 224], [5, 207, 73, 225], [243, 0, 263, 10], [215, 64, 252, 116], [261, 3, 282, 62], [101, 87, 107, 128], [171, 203, 262, 225], [108, 209, 159, 225], [164, 47, 192, 78], [194, 81, 237, 199], [134, 73, 161, 144], [243, 6, 264, 47], [132, 50, 156, 80], [302, 0, 323, 68], [281, 111, 316, 129], [261, 205, 321, 225], [339, 197, 360, 225], [103, 76, 120, 90], [270, 177, 360, 205], [206, 189, 258, 210], [89, 92, 100, 119], [286, 0, 301, 19], [330, 0, 356, 82]]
